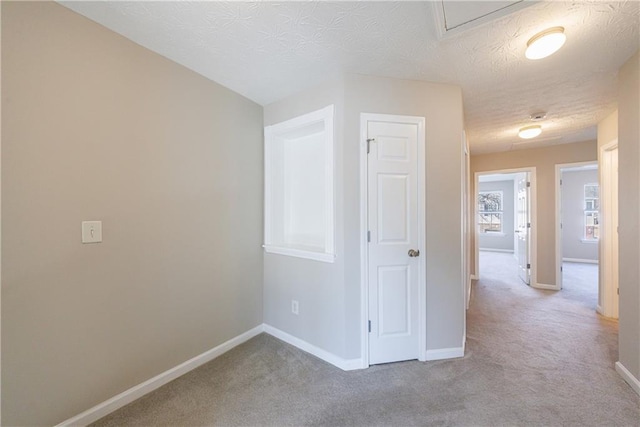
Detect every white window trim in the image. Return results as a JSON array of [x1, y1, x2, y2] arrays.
[[263, 245, 335, 262], [263, 104, 335, 263], [478, 190, 504, 234], [583, 183, 599, 241], [581, 238, 599, 244]]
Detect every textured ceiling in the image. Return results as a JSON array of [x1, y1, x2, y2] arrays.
[[60, 1, 639, 154]]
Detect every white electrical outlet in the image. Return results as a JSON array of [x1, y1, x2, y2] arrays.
[[291, 300, 299, 315]]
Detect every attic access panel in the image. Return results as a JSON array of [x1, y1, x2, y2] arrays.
[[435, 1, 532, 36]]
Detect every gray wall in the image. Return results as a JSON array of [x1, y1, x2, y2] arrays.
[[263, 78, 347, 358], [345, 75, 465, 355], [560, 169, 599, 261], [2, 3, 264, 425], [478, 180, 514, 252], [617, 51, 640, 385], [471, 140, 597, 287], [263, 74, 466, 360]]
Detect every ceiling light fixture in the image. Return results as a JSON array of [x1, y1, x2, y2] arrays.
[[525, 27, 566, 60], [518, 125, 542, 139]]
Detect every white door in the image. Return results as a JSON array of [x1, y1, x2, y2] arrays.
[[367, 119, 420, 365], [516, 173, 531, 285]]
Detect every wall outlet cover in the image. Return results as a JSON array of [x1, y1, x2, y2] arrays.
[[82, 221, 103, 243]]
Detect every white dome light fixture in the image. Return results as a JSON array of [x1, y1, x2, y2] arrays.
[[525, 27, 566, 60], [518, 125, 542, 139]]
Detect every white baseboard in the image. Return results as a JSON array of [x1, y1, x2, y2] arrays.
[[616, 361, 640, 396], [340, 358, 367, 370], [533, 282, 559, 291], [479, 248, 514, 253], [263, 324, 363, 371], [425, 346, 464, 361], [563, 258, 598, 264], [56, 325, 264, 427]]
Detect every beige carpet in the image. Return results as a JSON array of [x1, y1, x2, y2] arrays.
[[92, 252, 639, 426]]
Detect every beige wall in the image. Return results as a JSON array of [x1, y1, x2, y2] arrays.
[[597, 110, 618, 149], [471, 140, 597, 286], [2, 2, 264, 425], [617, 51, 640, 384]]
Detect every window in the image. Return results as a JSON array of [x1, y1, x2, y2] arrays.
[[263, 105, 335, 262], [584, 183, 599, 241], [478, 191, 503, 233]]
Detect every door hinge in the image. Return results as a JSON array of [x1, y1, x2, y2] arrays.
[[367, 230, 371, 242], [527, 222, 531, 228], [366, 138, 375, 154], [560, 222, 563, 229], [527, 263, 531, 269], [560, 179, 562, 185], [526, 181, 531, 188], [368, 320, 371, 333], [561, 266, 563, 272]]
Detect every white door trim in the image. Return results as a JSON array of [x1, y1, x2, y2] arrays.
[[474, 168, 538, 288], [462, 133, 471, 311], [599, 142, 618, 318], [554, 161, 598, 292], [360, 113, 426, 368]]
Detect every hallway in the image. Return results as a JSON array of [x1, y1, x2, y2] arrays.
[[472, 251, 634, 422], [94, 252, 639, 426], [473, 251, 609, 368]]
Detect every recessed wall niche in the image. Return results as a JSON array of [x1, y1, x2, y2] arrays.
[[264, 105, 335, 262]]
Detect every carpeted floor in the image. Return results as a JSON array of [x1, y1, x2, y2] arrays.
[[92, 252, 639, 426], [560, 260, 599, 311]]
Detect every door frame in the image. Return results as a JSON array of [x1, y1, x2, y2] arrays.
[[554, 161, 598, 292], [599, 141, 618, 318], [473, 167, 538, 288], [462, 133, 471, 310], [359, 113, 427, 368]]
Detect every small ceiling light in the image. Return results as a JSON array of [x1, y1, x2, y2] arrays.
[[525, 27, 566, 60], [518, 125, 542, 139]]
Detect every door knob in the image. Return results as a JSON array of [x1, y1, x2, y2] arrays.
[[408, 249, 420, 257]]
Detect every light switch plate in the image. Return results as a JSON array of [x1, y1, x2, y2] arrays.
[[82, 221, 102, 243]]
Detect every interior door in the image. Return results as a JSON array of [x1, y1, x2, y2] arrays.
[[367, 119, 419, 365], [516, 173, 531, 285]]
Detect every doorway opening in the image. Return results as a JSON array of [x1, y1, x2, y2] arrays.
[[599, 142, 619, 318], [555, 162, 600, 310], [474, 168, 537, 288]]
